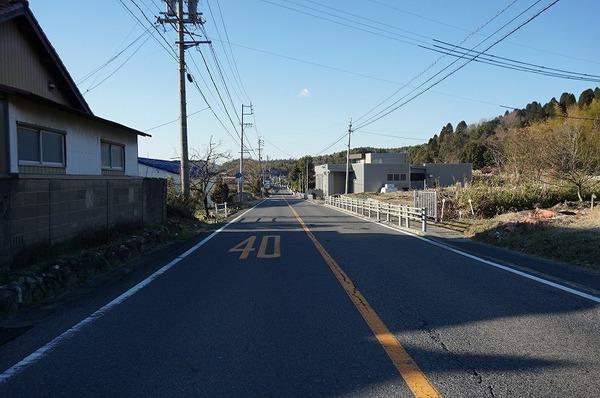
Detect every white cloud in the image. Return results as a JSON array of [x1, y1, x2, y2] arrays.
[[298, 88, 311, 97]]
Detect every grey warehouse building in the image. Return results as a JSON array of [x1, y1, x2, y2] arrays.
[[315, 153, 472, 196]]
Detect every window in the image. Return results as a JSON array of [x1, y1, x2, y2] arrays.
[[17, 125, 65, 166], [101, 141, 124, 170], [400, 174, 407, 181], [386, 173, 393, 181], [387, 173, 401, 181]]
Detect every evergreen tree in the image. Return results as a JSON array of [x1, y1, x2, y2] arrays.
[[578, 89, 595, 108], [559, 92, 576, 111], [210, 181, 230, 204], [455, 120, 468, 134]]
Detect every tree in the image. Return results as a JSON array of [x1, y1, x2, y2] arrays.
[[594, 87, 600, 100], [543, 97, 559, 117], [190, 136, 230, 219], [210, 180, 230, 204], [559, 92, 576, 112], [544, 119, 600, 201], [455, 120, 468, 134], [578, 89, 595, 108]]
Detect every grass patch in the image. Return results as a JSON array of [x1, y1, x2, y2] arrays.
[[466, 208, 600, 271]]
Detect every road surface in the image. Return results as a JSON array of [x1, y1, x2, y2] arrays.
[[0, 194, 598, 397]]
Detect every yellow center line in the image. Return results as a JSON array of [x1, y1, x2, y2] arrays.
[[285, 198, 441, 398]]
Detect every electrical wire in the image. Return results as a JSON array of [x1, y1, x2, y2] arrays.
[[315, 131, 349, 155], [206, 0, 250, 103], [83, 32, 152, 94], [77, 27, 152, 85], [214, 0, 252, 101], [353, 0, 557, 130], [143, 106, 211, 132], [353, 0, 520, 124]]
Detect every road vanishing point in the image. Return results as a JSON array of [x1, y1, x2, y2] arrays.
[[0, 192, 598, 397]]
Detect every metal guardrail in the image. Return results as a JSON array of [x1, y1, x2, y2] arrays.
[[325, 195, 428, 232]]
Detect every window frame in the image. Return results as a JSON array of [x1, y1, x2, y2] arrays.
[[17, 122, 66, 168], [101, 140, 125, 171]]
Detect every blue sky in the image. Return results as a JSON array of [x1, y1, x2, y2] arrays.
[[31, 0, 600, 161]]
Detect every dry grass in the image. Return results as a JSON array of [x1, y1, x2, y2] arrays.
[[467, 206, 600, 271]]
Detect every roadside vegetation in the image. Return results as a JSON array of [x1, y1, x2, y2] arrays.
[[342, 87, 600, 270]]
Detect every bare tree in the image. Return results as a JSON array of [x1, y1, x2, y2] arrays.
[[544, 121, 600, 201], [190, 136, 230, 218]]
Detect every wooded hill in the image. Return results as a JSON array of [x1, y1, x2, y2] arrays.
[[268, 87, 600, 173]]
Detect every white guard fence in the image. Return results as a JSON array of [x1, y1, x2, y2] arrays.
[[214, 202, 229, 220], [325, 196, 428, 232]]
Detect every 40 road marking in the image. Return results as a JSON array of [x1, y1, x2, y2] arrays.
[[229, 235, 281, 259]]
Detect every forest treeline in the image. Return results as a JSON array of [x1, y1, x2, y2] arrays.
[[266, 87, 600, 197]]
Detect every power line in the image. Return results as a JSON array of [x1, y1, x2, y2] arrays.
[[77, 27, 152, 85], [152, 0, 256, 159], [354, 0, 557, 130], [365, 0, 600, 66], [423, 43, 600, 83], [358, 131, 428, 141], [257, 0, 422, 47], [213, 0, 252, 101], [205, 0, 250, 103], [315, 131, 349, 155], [262, 137, 295, 158], [143, 106, 211, 132], [279, 0, 429, 43], [354, 0, 520, 124], [118, 0, 177, 61], [83, 32, 152, 94], [432, 39, 600, 79]]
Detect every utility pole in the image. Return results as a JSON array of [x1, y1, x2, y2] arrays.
[[344, 119, 352, 195], [158, 0, 206, 197], [239, 104, 253, 201], [257, 138, 264, 197], [305, 158, 309, 193]]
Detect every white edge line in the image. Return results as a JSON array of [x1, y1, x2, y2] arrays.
[[0, 199, 268, 384], [320, 203, 600, 304]]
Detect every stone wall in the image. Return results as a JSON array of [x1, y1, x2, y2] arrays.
[[0, 177, 166, 269]]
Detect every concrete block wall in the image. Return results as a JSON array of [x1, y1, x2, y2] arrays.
[[0, 177, 166, 269]]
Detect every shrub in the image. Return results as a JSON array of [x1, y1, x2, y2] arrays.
[[166, 178, 197, 219], [443, 181, 580, 218]]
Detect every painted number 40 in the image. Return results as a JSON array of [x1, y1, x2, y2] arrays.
[[229, 236, 281, 259]]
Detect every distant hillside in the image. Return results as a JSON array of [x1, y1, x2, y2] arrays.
[[405, 87, 600, 169], [268, 87, 599, 171]]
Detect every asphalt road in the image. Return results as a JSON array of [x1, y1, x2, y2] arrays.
[[0, 194, 599, 397]]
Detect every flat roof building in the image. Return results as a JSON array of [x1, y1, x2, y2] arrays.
[[315, 152, 472, 196]]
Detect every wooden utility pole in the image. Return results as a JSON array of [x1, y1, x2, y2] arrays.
[[158, 0, 205, 197], [177, 0, 189, 196], [258, 138, 264, 197]]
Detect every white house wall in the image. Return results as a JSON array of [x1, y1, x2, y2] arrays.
[[138, 164, 179, 186], [8, 97, 139, 176]]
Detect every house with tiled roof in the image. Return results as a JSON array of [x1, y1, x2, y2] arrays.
[[0, 0, 148, 177]]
